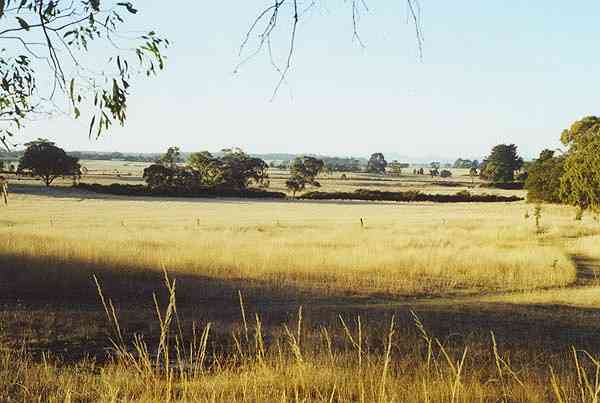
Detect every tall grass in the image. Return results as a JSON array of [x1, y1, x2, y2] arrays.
[[1, 272, 600, 402]]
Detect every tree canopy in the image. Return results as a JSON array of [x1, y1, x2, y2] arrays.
[[366, 153, 387, 174], [0, 1, 167, 146], [559, 116, 600, 212], [525, 149, 565, 204], [480, 144, 524, 183], [18, 138, 80, 186], [289, 156, 324, 186]]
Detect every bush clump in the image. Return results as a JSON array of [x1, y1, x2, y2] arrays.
[[299, 189, 523, 203]]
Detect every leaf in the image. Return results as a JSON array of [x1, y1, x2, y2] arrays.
[[69, 78, 75, 102], [88, 115, 96, 138], [117, 2, 137, 14], [16, 16, 30, 31], [74, 107, 80, 119]]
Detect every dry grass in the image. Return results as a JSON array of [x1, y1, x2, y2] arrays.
[[0, 190, 584, 298], [1, 274, 599, 402], [2, 185, 600, 401]]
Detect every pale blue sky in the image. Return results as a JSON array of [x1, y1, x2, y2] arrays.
[[18, 1, 600, 160]]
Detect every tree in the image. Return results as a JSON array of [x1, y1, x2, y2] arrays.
[[188, 151, 223, 186], [0, 1, 167, 146], [480, 144, 524, 183], [289, 156, 324, 186], [366, 153, 387, 174], [157, 147, 182, 170], [143, 164, 175, 189], [285, 176, 305, 198], [559, 116, 600, 213], [525, 149, 565, 204], [219, 148, 269, 190], [440, 169, 452, 178], [18, 139, 80, 186]]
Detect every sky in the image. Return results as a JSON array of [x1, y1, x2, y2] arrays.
[[16, 1, 600, 161]]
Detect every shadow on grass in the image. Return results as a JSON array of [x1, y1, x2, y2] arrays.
[[2, 251, 600, 361]]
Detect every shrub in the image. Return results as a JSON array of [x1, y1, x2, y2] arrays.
[[299, 189, 522, 203], [440, 170, 452, 178]]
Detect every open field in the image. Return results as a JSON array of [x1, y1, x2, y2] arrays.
[[2, 182, 600, 401]]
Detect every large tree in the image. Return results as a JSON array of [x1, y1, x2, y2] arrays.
[[218, 148, 269, 190], [559, 116, 600, 213], [525, 149, 565, 204], [289, 156, 324, 186], [480, 144, 524, 183], [366, 153, 387, 174], [188, 151, 223, 186], [0, 1, 167, 147], [18, 138, 80, 186]]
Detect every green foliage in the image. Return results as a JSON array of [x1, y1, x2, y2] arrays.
[[0, 1, 167, 145], [322, 157, 362, 172], [440, 169, 452, 178], [366, 153, 387, 174], [157, 147, 182, 169], [289, 156, 324, 186], [145, 148, 269, 191], [18, 139, 80, 186], [480, 144, 524, 183], [143, 164, 176, 189], [188, 151, 223, 186], [285, 176, 306, 197], [524, 149, 565, 204], [219, 149, 269, 190], [559, 116, 600, 213], [453, 159, 480, 169]]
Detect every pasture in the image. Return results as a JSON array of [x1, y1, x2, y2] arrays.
[[2, 172, 600, 401]]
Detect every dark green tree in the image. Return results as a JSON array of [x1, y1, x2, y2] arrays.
[[525, 149, 565, 204], [366, 153, 387, 174], [18, 139, 80, 186], [143, 164, 175, 189], [480, 144, 524, 183], [0, 1, 167, 146], [559, 116, 600, 213], [440, 169, 452, 178], [219, 148, 269, 190]]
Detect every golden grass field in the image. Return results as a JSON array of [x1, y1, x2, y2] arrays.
[[2, 170, 600, 401]]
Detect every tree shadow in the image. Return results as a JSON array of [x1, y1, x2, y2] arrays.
[[3, 250, 600, 362]]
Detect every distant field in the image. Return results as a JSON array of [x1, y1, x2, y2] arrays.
[[72, 159, 525, 197]]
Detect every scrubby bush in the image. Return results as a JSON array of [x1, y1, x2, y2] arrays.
[[299, 189, 522, 203]]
